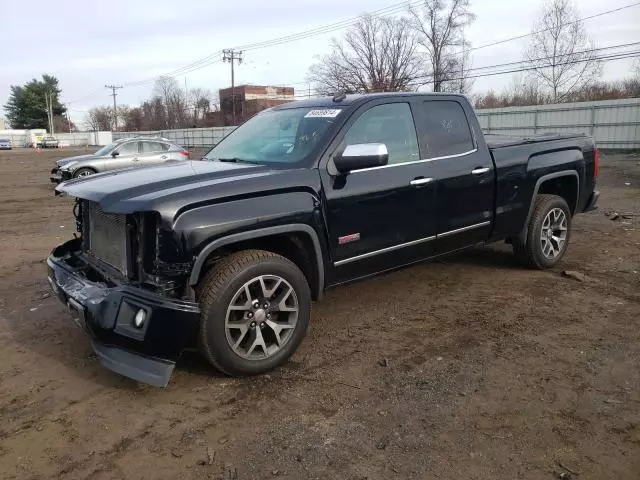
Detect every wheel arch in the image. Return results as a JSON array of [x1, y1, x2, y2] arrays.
[[73, 165, 98, 176], [189, 224, 325, 300], [527, 170, 579, 220]]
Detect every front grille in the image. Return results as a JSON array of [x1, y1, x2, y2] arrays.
[[83, 202, 129, 275]]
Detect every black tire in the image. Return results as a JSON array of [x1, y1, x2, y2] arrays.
[[73, 167, 96, 178], [197, 249, 311, 376], [514, 194, 572, 269]]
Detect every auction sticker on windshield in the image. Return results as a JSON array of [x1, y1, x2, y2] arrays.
[[304, 109, 342, 118]]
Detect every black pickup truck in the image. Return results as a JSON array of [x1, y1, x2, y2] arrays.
[[48, 93, 599, 387]]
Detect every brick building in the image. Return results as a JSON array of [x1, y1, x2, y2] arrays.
[[207, 85, 295, 126]]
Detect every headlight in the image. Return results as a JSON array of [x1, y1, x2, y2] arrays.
[[133, 309, 147, 328], [60, 161, 77, 171]]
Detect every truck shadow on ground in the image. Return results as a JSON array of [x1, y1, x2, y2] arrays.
[[3, 245, 523, 389], [442, 245, 524, 270]]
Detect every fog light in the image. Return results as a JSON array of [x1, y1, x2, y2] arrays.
[[133, 309, 147, 328]]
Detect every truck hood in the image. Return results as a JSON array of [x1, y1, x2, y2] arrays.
[[55, 160, 319, 223], [57, 154, 100, 167]]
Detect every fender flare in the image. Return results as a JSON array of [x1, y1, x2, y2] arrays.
[[517, 170, 579, 244], [188, 224, 325, 298]]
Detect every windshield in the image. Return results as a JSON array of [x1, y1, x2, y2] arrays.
[[93, 141, 122, 156], [203, 107, 342, 165]]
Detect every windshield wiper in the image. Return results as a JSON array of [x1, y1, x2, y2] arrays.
[[217, 157, 261, 165]]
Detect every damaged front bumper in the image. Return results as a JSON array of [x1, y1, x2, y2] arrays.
[[50, 167, 72, 183], [46, 238, 200, 387]]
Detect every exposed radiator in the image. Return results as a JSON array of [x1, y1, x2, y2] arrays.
[[84, 202, 129, 275]]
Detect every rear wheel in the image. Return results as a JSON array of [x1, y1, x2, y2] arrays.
[[514, 194, 571, 269], [197, 249, 311, 376], [73, 168, 95, 178]]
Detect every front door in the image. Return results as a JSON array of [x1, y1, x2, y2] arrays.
[[109, 140, 141, 170], [413, 98, 494, 252], [320, 100, 438, 285]]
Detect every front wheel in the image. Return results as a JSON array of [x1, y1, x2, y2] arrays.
[[514, 194, 572, 269], [73, 168, 95, 178], [197, 250, 311, 376]]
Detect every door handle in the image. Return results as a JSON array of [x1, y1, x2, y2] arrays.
[[410, 177, 434, 186], [132, 157, 139, 162], [161, 155, 168, 160], [471, 167, 490, 175]]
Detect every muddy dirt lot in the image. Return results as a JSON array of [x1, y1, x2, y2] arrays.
[[0, 148, 639, 480]]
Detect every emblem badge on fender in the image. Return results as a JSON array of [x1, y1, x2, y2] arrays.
[[338, 233, 361, 245]]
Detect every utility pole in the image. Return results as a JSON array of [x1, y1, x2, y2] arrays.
[[44, 91, 54, 134], [44, 92, 50, 133], [64, 105, 72, 133], [105, 84, 123, 131], [223, 49, 243, 125]]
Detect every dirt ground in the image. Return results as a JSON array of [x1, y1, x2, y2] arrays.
[[0, 147, 639, 480]]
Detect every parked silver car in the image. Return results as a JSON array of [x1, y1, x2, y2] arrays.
[[42, 136, 59, 148], [0, 138, 11, 150], [50, 137, 190, 183]]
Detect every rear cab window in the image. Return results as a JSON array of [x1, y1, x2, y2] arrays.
[[420, 101, 475, 158]]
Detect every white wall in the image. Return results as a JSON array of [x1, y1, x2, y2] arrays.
[[0, 130, 112, 147], [112, 127, 236, 147], [476, 98, 640, 149]]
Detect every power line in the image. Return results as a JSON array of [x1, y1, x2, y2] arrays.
[[80, 1, 424, 94], [234, 0, 423, 51], [464, 1, 640, 55], [288, 41, 640, 91], [293, 48, 640, 97], [462, 42, 640, 74], [61, 1, 640, 105], [121, 0, 421, 89], [411, 51, 640, 84], [124, 52, 224, 88]]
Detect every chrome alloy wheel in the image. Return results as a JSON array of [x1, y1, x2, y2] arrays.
[[225, 275, 299, 360], [540, 207, 568, 259]]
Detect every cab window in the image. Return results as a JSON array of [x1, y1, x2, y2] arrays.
[[420, 101, 474, 158], [344, 103, 420, 165]]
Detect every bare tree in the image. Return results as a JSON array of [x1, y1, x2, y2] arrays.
[[122, 107, 144, 131], [188, 87, 214, 126], [444, 45, 474, 94], [308, 15, 422, 94], [85, 106, 112, 131], [525, 0, 601, 102], [153, 77, 189, 128], [633, 58, 640, 79], [409, 0, 475, 92]]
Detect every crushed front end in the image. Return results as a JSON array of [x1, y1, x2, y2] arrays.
[[46, 199, 200, 387]]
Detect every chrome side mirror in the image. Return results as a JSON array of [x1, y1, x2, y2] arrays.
[[333, 143, 389, 173]]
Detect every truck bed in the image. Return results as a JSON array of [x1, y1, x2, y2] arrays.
[[485, 132, 588, 149]]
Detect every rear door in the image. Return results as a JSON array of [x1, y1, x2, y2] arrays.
[[139, 141, 171, 165], [414, 98, 494, 252], [320, 99, 438, 284]]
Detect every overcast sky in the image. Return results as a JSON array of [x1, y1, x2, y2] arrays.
[[1, 0, 638, 125]]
